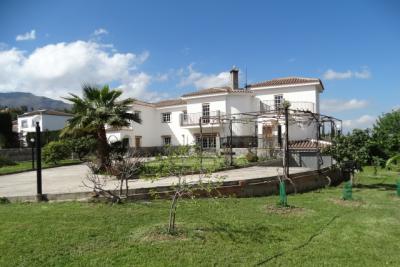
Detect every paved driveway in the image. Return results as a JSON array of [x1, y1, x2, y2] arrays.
[[0, 164, 311, 198]]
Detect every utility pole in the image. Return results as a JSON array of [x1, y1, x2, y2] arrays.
[[35, 122, 43, 201]]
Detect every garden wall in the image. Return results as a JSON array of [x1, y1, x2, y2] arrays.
[[5, 167, 345, 203], [121, 167, 343, 200], [0, 148, 33, 162]]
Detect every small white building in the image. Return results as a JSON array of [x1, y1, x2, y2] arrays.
[[17, 109, 73, 146], [107, 68, 333, 156]]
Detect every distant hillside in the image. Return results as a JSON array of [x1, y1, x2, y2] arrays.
[[0, 92, 71, 110]]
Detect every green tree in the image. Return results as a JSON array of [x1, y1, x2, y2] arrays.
[[372, 109, 400, 159], [62, 85, 141, 170], [42, 141, 71, 165], [64, 136, 97, 161], [0, 112, 13, 148], [325, 129, 372, 170]]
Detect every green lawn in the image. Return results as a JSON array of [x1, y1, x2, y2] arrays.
[[0, 159, 82, 175], [142, 156, 249, 178], [0, 167, 399, 266]]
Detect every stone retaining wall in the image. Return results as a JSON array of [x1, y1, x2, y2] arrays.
[[4, 167, 345, 203]]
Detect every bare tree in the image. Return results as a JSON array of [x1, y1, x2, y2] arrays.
[[153, 145, 225, 234], [83, 150, 145, 203]]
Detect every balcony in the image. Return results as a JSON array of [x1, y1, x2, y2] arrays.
[[260, 100, 315, 113], [180, 111, 224, 126]]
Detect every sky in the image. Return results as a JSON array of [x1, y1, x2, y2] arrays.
[[0, 0, 399, 131]]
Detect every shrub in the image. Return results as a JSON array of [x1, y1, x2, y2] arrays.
[[64, 136, 97, 160], [43, 141, 71, 165], [0, 156, 16, 168], [246, 151, 258, 163]]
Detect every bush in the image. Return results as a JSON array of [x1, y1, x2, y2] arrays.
[[0, 156, 16, 168], [245, 151, 258, 163], [43, 141, 71, 165], [64, 136, 97, 160]]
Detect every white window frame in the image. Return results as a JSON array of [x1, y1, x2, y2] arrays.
[[196, 135, 216, 149], [162, 112, 171, 123], [21, 120, 28, 128], [202, 103, 210, 123], [134, 110, 141, 121], [162, 135, 171, 146], [274, 94, 284, 109]]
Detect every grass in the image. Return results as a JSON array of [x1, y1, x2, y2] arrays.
[[142, 156, 250, 178], [0, 166, 399, 266], [0, 159, 82, 175]]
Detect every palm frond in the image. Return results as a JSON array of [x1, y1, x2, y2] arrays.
[[386, 154, 400, 169]]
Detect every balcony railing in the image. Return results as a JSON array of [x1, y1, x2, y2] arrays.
[[260, 100, 315, 113], [180, 111, 224, 126]]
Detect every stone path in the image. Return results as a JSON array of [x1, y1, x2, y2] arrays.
[[0, 164, 311, 198]]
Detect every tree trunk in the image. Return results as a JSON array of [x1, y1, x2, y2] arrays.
[[97, 125, 110, 171], [168, 192, 179, 234]]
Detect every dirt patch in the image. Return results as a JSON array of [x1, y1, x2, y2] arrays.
[[138, 225, 189, 242], [329, 198, 364, 207], [264, 204, 308, 216]]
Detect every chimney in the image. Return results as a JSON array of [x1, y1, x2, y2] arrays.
[[230, 66, 239, 89]]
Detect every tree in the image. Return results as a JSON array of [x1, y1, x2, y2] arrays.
[[372, 109, 400, 159], [325, 129, 372, 170], [385, 154, 400, 172], [64, 136, 97, 161], [0, 112, 14, 148], [62, 84, 141, 170], [153, 146, 225, 234], [84, 150, 145, 203], [42, 141, 71, 165]]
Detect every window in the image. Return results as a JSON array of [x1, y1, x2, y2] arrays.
[[162, 136, 171, 146], [202, 103, 210, 123], [134, 110, 141, 121], [196, 134, 216, 149], [135, 136, 142, 148], [122, 137, 130, 148], [182, 110, 187, 121], [21, 120, 28, 128], [162, 112, 171, 123], [274, 95, 284, 109]]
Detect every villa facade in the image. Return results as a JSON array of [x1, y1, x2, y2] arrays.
[[106, 68, 326, 154]]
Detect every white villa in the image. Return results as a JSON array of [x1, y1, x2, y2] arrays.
[[106, 68, 332, 157], [17, 109, 73, 146]]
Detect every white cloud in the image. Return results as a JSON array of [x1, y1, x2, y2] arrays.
[[354, 69, 371, 79], [93, 28, 108, 36], [321, 98, 368, 113], [154, 73, 169, 82], [16, 30, 36, 41], [323, 67, 371, 80], [0, 40, 156, 100], [178, 64, 230, 89], [342, 115, 376, 130]]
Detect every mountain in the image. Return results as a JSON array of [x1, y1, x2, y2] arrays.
[[0, 92, 71, 110]]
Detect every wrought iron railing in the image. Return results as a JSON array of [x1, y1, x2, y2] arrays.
[[180, 111, 225, 126], [260, 100, 315, 113]]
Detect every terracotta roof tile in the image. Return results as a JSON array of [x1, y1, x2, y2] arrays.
[[248, 77, 324, 89], [154, 99, 187, 107], [289, 139, 331, 150], [181, 87, 231, 97], [18, 109, 73, 118]]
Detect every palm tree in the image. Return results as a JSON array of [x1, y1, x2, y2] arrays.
[[62, 84, 141, 170]]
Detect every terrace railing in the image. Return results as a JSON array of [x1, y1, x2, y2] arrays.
[[260, 100, 315, 113], [180, 111, 224, 126]]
